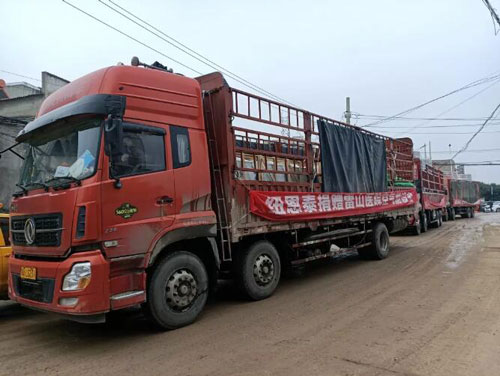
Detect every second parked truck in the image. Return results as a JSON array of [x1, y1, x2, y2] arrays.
[[8, 60, 418, 329]]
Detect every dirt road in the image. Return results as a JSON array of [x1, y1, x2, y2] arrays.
[[1, 213, 499, 376]]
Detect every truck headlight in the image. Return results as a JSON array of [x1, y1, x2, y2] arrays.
[[62, 262, 91, 291]]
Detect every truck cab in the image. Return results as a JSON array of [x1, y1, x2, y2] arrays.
[[8, 64, 217, 327]]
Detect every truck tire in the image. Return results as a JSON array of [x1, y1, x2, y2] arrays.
[[236, 240, 281, 301], [144, 251, 208, 330], [412, 223, 421, 236], [471, 208, 475, 218], [421, 213, 428, 233], [449, 208, 456, 221], [443, 209, 448, 222], [363, 222, 390, 260], [464, 208, 471, 218], [437, 212, 443, 227]]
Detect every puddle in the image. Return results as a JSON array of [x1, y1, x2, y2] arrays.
[[445, 224, 483, 269]]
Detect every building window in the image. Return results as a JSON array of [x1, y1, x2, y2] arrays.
[[111, 123, 166, 178], [170, 126, 191, 168]]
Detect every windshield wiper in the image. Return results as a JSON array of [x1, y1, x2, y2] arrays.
[[45, 176, 82, 188], [15, 183, 28, 195], [26, 182, 50, 191]]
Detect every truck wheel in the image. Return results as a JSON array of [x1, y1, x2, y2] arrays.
[[237, 240, 281, 300], [471, 208, 475, 218], [449, 208, 456, 221], [438, 212, 443, 227], [497, 208, 500, 213], [365, 222, 390, 260], [443, 210, 448, 222], [412, 223, 421, 236], [421, 213, 428, 233], [144, 251, 208, 330], [465, 208, 471, 218]]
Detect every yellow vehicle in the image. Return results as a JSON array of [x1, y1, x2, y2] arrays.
[[0, 210, 11, 299]]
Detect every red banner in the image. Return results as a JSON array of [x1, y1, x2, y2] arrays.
[[249, 189, 418, 221], [422, 193, 447, 210], [451, 198, 482, 207]]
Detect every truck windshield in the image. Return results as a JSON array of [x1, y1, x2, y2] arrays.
[[18, 117, 102, 189]]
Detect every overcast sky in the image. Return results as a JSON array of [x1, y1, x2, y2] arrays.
[[2, 0, 500, 183]]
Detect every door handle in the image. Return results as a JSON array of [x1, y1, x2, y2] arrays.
[[157, 196, 174, 205]]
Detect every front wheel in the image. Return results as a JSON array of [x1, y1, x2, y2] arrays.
[[236, 240, 281, 301], [421, 213, 428, 232], [144, 251, 208, 330]]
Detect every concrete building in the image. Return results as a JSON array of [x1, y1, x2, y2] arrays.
[[433, 159, 471, 181], [0, 72, 69, 210]]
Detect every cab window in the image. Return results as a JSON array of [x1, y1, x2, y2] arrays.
[[111, 123, 166, 178], [170, 126, 191, 168]]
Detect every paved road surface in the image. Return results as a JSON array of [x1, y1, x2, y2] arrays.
[[1, 213, 499, 376]]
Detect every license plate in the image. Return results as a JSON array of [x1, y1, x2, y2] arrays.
[[20, 266, 37, 280]]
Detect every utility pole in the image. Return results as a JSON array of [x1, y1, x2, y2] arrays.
[[429, 141, 432, 163], [344, 97, 351, 125]]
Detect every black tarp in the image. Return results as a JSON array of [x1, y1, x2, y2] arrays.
[[450, 180, 480, 204], [318, 119, 387, 193]]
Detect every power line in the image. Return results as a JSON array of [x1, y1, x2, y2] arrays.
[[396, 77, 500, 135], [393, 130, 500, 135], [452, 102, 500, 159], [356, 115, 498, 121], [102, 0, 299, 107], [361, 72, 500, 127], [0, 69, 41, 82], [482, 0, 500, 35], [64, 0, 300, 110], [62, 0, 203, 75], [432, 148, 500, 153], [364, 122, 500, 129]]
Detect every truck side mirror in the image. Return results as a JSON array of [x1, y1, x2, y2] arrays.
[[104, 116, 123, 157], [104, 116, 124, 188]]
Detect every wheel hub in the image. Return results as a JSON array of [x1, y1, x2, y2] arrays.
[[253, 254, 275, 286], [166, 269, 197, 311]]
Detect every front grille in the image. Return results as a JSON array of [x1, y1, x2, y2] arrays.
[[11, 213, 63, 247], [12, 274, 55, 303]]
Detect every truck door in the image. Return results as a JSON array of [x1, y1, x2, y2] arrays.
[[101, 123, 175, 258]]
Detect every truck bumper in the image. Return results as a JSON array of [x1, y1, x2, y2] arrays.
[[8, 250, 111, 317]]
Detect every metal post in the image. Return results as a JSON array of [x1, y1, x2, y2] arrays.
[[345, 97, 351, 125], [429, 141, 432, 163]]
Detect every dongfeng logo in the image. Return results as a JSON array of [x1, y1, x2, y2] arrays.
[[24, 218, 36, 245]]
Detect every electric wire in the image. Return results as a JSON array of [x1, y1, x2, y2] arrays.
[[0, 70, 41, 82], [452, 102, 500, 159], [361, 72, 500, 127], [393, 77, 500, 135], [62, 0, 204, 75], [103, 0, 299, 107]]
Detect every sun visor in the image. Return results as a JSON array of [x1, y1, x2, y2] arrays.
[[16, 94, 126, 142]]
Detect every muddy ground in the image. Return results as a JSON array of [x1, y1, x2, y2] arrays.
[[1, 213, 499, 376]]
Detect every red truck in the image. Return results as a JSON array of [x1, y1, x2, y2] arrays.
[[407, 155, 448, 234], [7, 60, 418, 329], [445, 178, 480, 220]]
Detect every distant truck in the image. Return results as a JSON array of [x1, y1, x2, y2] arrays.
[[7, 59, 417, 329], [446, 179, 481, 219], [407, 154, 448, 235]]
